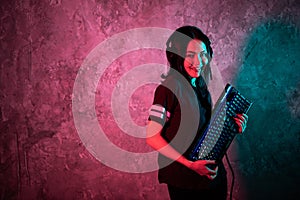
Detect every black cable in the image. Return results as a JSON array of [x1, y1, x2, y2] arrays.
[[225, 152, 234, 200]]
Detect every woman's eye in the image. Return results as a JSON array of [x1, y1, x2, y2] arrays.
[[200, 52, 208, 58], [186, 54, 194, 58]]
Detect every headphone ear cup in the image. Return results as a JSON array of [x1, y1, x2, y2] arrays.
[[166, 47, 175, 63]]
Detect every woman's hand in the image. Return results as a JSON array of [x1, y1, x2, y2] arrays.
[[233, 113, 248, 133], [187, 160, 218, 180]]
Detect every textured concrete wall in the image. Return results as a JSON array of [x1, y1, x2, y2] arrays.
[[234, 19, 300, 200], [0, 0, 299, 200]]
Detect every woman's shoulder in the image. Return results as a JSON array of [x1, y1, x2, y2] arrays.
[[160, 73, 186, 90]]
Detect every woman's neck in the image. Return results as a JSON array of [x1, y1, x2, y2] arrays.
[[191, 77, 197, 87]]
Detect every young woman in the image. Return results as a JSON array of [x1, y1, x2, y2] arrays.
[[146, 26, 247, 200]]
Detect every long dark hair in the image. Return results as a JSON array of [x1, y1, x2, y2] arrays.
[[164, 25, 213, 84]]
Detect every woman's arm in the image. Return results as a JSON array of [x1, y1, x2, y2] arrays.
[[146, 120, 218, 180]]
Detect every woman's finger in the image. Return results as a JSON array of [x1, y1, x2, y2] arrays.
[[236, 113, 248, 122]]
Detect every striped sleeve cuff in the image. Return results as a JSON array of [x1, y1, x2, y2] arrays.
[[149, 104, 171, 126]]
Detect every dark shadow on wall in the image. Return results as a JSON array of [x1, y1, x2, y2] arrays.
[[233, 19, 300, 200]]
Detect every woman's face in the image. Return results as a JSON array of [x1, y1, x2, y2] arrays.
[[183, 39, 209, 78]]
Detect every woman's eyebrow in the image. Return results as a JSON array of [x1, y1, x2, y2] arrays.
[[186, 50, 206, 54]]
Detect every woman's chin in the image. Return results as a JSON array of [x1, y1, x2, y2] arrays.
[[189, 73, 201, 78]]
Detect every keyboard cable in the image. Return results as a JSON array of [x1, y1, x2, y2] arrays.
[[225, 152, 235, 200]]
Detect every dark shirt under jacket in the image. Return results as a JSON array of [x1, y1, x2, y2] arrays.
[[149, 73, 227, 190]]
